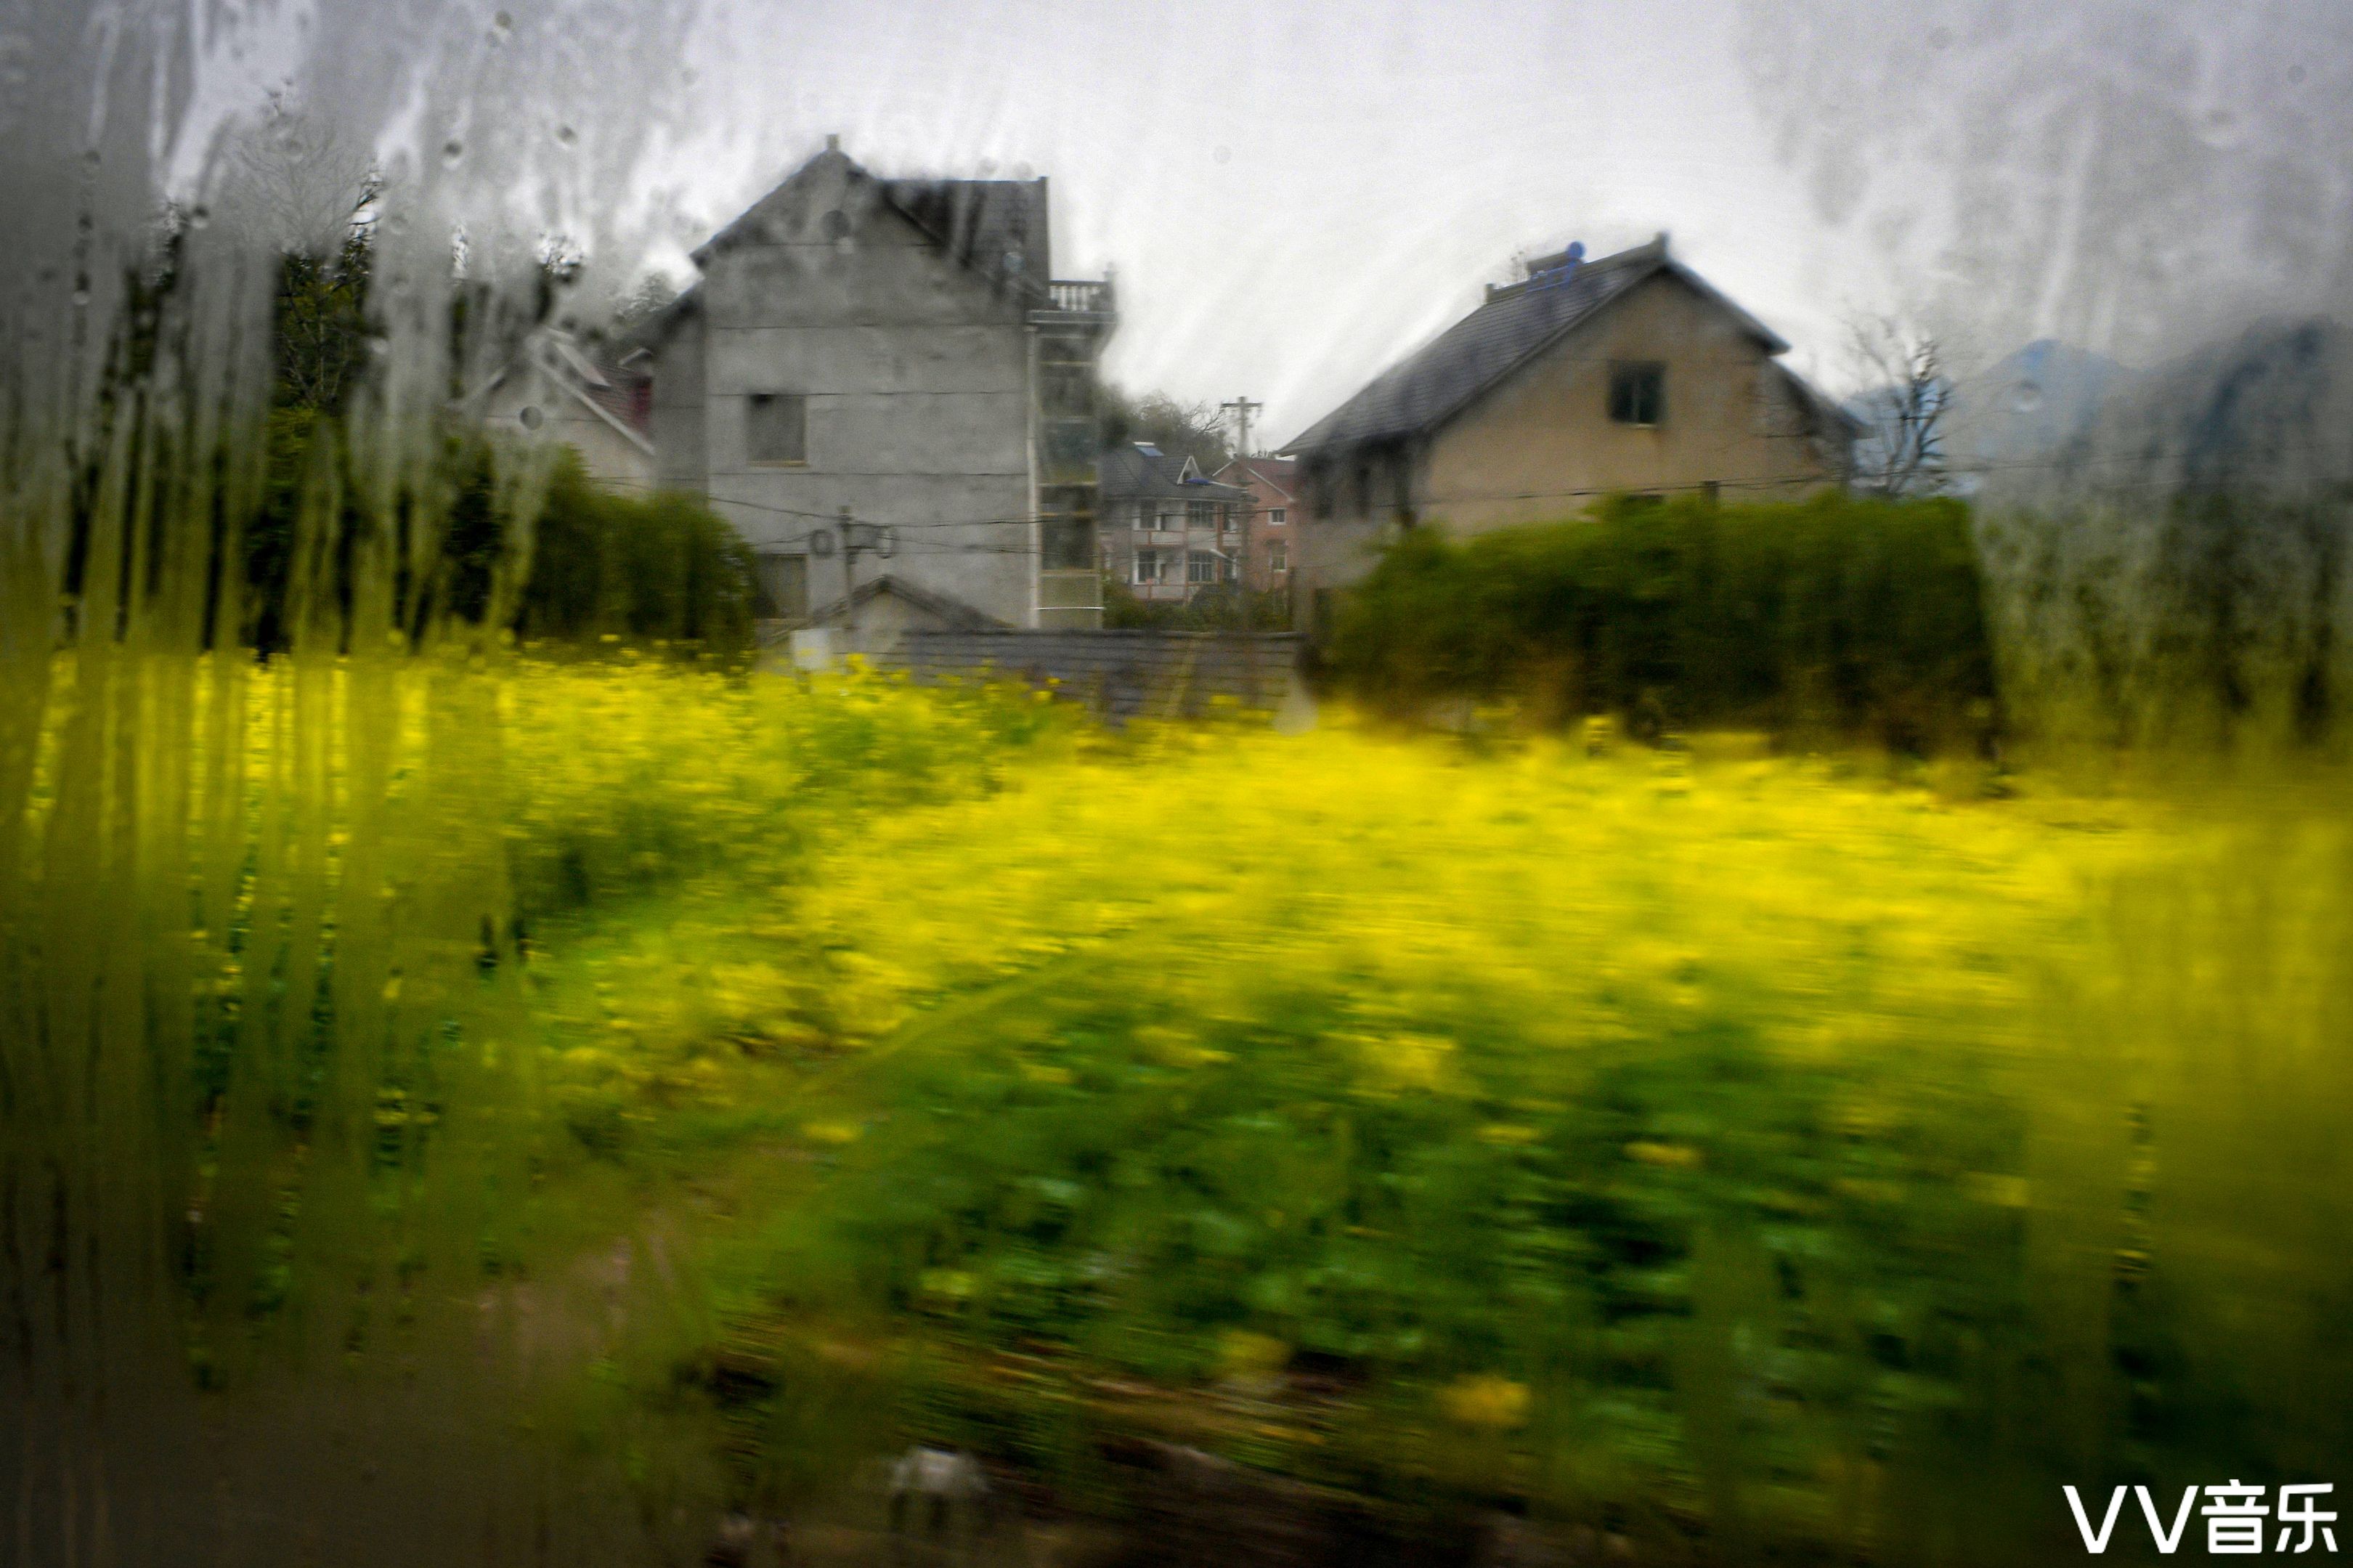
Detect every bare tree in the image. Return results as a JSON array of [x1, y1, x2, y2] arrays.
[[1848, 314, 1953, 497], [219, 101, 381, 259]]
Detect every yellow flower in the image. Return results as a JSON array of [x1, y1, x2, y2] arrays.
[[1440, 1373, 1531, 1431]]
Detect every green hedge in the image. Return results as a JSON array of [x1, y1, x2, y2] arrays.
[[1325, 493, 1996, 750], [514, 450, 758, 652], [244, 421, 755, 657]]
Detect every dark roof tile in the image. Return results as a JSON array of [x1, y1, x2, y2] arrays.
[[1098, 444, 1253, 503], [1286, 238, 1791, 452]]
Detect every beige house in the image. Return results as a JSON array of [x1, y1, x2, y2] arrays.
[[1286, 235, 1857, 626]]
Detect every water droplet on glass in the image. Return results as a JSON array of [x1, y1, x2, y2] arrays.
[[554, 123, 577, 146], [494, 9, 512, 28], [2012, 380, 2044, 414], [366, 336, 391, 357], [1927, 25, 1952, 49], [1213, 145, 1231, 165], [519, 405, 543, 430], [2288, 64, 2307, 85], [81, 147, 100, 169], [188, 205, 211, 229], [71, 280, 92, 307], [442, 138, 465, 167]]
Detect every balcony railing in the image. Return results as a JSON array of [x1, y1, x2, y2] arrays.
[[1041, 278, 1115, 316]]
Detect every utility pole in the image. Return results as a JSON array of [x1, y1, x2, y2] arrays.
[[1220, 396, 1264, 599], [1219, 396, 1261, 464], [837, 505, 858, 648]]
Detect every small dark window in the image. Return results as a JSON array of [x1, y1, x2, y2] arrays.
[[755, 553, 809, 621], [1040, 518, 1096, 571], [1609, 362, 1665, 426], [747, 393, 807, 464]]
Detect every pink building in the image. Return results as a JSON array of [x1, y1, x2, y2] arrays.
[[1214, 455, 1301, 596]]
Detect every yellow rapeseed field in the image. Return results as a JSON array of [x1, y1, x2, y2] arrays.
[[49, 653, 2336, 1559]]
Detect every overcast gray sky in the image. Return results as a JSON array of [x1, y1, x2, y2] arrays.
[[130, 0, 2353, 449], [654, 0, 1865, 445]]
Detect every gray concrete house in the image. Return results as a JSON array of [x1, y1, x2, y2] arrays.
[[1097, 442, 1252, 604], [640, 138, 1116, 644]]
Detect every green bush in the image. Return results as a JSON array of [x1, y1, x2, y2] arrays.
[[244, 423, 755, 657], [1325, 493, 1996, 750], [516, 450, 758, 654]]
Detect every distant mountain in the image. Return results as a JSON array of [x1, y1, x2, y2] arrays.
[[1991, 317, 2353, 506], [1945, 339, 2137, 489]]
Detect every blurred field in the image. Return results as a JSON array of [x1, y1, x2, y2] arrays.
[[7, 644, 2345, 1561], [463, 660, 2347, 1560]]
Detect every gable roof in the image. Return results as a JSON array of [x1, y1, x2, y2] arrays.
[[1286, 236, 1794, 453], [1770, 360, 1869, 439], [467, 327, 654, 454], [1098, 442, 1253, 503], [806, 573, 1009, 632], [691, 146, 1053, 304], [1215, 456, 1299, 501]]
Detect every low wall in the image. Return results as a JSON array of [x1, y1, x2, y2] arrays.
[[882, 630, 1308, 723]]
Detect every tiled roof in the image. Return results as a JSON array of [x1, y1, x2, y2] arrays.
[[691, 150, 1053, 304], [877, 177, 1050, 296], [1286, 237, 1790, 452], [1216, 457, 1299, 500], [1097, 444, 1253, 503]]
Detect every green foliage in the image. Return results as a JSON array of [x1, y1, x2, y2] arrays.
[[1980, 492, 2353, 756], [1098, 387, 1235, 474], [1326, 493, 1997, 750], [514, 451, 759, 653], [271, 231, 377, 414], [1102, 577, 1290, 631]]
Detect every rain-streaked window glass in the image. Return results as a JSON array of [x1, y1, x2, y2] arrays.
[[9, 4, 2353, 1564]]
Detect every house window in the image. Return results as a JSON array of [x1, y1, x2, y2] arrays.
[[747, 392, 808, 463], [1134, 548, 1166, 585], [754, 553, 809, 622], [1187, 551, 1217, 585], [1268, 540, 1288, 572], [1187, 499, 1213, 530], [1269, 507, 1286, 526], [1041, 519, 1095, 571], [1608, 362, 1665, 426]]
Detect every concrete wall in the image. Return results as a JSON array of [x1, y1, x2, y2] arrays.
[[651, 311, 708, 493], [655, 158, 1041, 627], [1296, 272, 1848, 608]]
